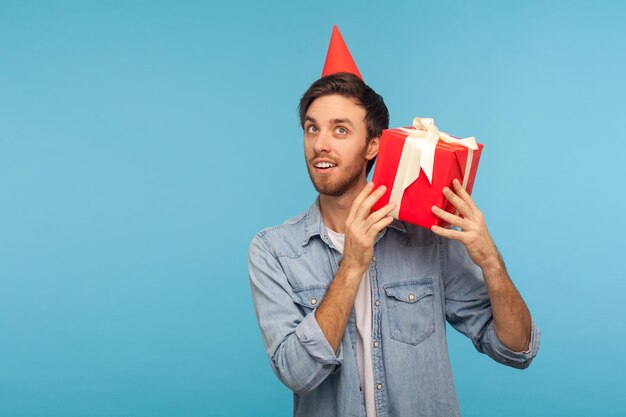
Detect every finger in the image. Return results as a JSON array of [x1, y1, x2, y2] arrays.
[[443, 186, 472, 218], [452, 179, 478, 211], [366, 214, 394, 239], [347, 182, 375, 223], [363, 202, 396, 231], [431, 205, 465, 228], [355, 185, 387, 220], [431, 224, 465, 241]]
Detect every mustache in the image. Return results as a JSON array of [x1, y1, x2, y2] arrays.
[[309, 154, 339, 164]]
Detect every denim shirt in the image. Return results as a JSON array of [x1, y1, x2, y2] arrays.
[[248, 198, 540, 417]]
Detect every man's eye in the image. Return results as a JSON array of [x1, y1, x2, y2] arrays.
[[306, 125, 318, 133], [335, 127, 348, 135]]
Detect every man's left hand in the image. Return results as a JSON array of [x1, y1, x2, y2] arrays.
[[430, 178, 499, 269], [431, 178, 533, 352]]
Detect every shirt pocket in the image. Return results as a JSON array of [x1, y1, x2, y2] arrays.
[[292, 286, 329, 314], [383, 279, 435, 346]]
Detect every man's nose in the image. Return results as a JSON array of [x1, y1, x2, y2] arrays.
[[314, 130, 332, 153]]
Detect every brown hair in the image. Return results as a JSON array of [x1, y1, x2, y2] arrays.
[[298, 72, 389, 174]]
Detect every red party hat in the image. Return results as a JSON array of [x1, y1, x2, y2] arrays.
[[321, 25, 363, 80]]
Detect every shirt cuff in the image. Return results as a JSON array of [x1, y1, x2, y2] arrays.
[[484, 317, 541, 366], [295, 309, 343, 368]]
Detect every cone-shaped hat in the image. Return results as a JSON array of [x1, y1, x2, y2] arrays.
[[321, 25, 363, 80]]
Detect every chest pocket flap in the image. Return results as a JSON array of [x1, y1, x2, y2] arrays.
[[384, 281, 433, 303], [292, 286, 329, 310]]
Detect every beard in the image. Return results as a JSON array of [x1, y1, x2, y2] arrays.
[[306, 157, 365, 197]]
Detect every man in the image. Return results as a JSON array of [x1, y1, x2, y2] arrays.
[[249, 27, 539, 417]]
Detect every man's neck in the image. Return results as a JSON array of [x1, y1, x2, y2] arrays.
[[319, 179, 367, 234]]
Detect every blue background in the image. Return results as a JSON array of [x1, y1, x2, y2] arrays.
[[1, 1, 624, 416]]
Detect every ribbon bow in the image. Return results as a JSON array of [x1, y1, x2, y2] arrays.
[[389, 117, 478, 218]]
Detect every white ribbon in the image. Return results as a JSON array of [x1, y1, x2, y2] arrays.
[[388, 117, 478, 218]]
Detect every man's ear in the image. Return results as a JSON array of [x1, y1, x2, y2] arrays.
[[365, 136, 380, 161]]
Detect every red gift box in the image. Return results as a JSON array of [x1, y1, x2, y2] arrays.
[[371, 118, 483, 229]]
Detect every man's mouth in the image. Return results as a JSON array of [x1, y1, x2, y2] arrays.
[[314, 161, 337, 170]]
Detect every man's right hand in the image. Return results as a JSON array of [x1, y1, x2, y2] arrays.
[[342, 182, 396, 275], [314, 182, 396, 352]]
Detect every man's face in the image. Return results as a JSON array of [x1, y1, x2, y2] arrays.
[[303, 94, 377, 197]]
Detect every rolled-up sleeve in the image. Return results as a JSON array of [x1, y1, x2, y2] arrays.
[[473, 317, 540, 369], [248, 234, 342, 395], [296, 311, 344, 365], [442, 238, 540, 369]]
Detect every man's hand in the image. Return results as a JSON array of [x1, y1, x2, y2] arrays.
[[315, 183, 395, 352], [430, 178, 498, 269], [430, 178, 532, 352], [342, 183, 396, 273]]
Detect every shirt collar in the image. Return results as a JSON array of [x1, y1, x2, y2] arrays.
[[302, 196, 407, 247]]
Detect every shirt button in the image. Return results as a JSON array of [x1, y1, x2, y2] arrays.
[[311, 298, 317, 305], [375, 300, 380, 306], [377, 383, 383, 391], [408, 294, 415, 301], [374, 341, 379, 348], [372, 256, 377, 262]]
